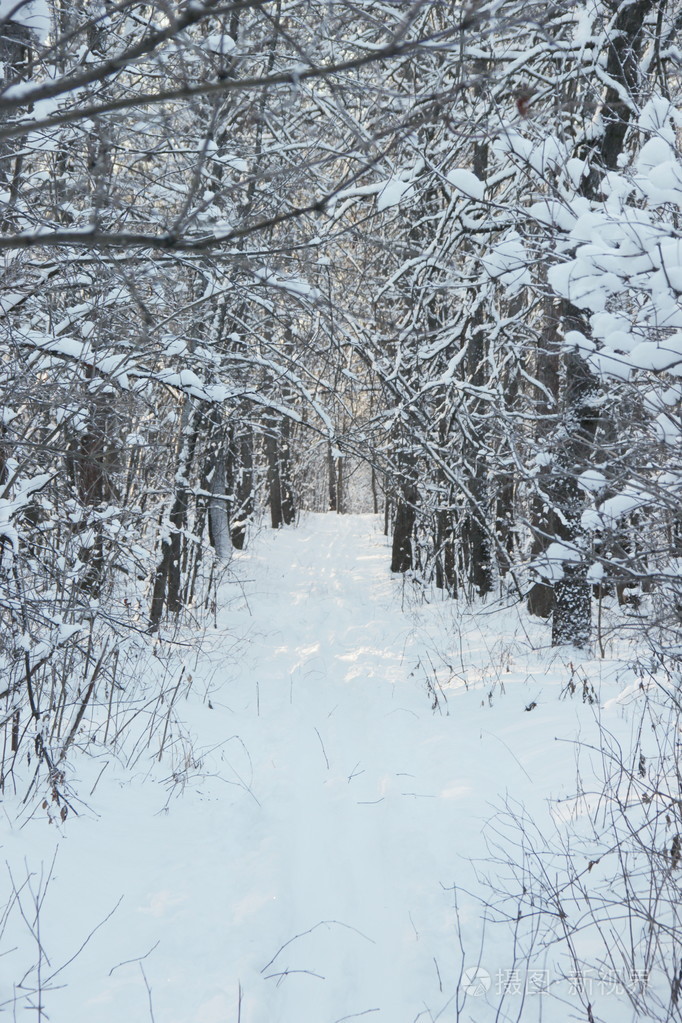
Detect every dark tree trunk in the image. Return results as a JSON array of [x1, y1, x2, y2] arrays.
[[204, 407, 230, 561], [494, 307, 520, 579], [371, 466, 379, 516], [528, 314, 600, 641], [335, 457, 343, 515], [527, 295, 562, 618], [551, 338, 601, 643], [433, 388, 458, 596], [265, 432, 283, 530], [552, 565, 592, 647], [391, 486, 418, 573], [461, 460, 493, 597], [65, 378, 120, 598], [461, 318, 493, 593], [495, 470, 516, 579], [460, 136, 493, 597], [73, 427, 107, 597], [149, 490, 185, 627], [521, 0, 654, 644], [328, 442, 337, 511], [435, 504, 457, 597], [545, 0, 653, 646], [230, 431, 253, 550], [149, 403, 198, 629], [265, 417, 295, 529], [280, 416, 296, 525]]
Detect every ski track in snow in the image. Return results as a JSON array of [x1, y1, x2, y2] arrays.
[[1, 514, 630, 1022]]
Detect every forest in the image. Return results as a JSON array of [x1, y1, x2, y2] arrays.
[[1, 1, 682, 1021]]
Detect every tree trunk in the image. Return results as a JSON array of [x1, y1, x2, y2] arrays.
[[265, 418, 295, 529], [552, 565, 592, 647], [460, 137, 493, 597], [328, 441, 337, 511], [265, 432, 283, 530], [335, 456, 343, 515], [391, 485, 418, 573], [280, 416, 296, 525], [149, 402, 198, 629], [208, 452, 231, 562], [461, 319, 493, 594], [371, 466, 379, 516], [544, 0, 653, 646], [230, 431, 253, 550], [435, 504, 457, 597], [527, 294, 562, 618]]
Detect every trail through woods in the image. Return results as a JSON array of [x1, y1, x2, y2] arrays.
[[2, 515, 639, 1022], [2, 5, 681, 1019]]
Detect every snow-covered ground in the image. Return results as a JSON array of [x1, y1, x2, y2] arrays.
[[1, 514, 656, 1022]]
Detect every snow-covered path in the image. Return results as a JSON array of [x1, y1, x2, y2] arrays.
[[2, 514, 617, 1022], [221, 514, 490, 1023]]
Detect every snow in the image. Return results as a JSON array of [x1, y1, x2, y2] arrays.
[[529, 134, 568, 175], [637, 136, 674, 173], [531, 539, 582, 581], [482, 231, 531, 293], [492, 130, 568, 177], [565, 157, 588, 187], [527, 197, 578, 231], [654, 410, 680, 444], [251, 267, 321, 302], [219, 153, 248, 171], [582, 486, 654, 529], [0, 471, 51, 563], [0, 515, 666, 1022], [601, 170, 634, 199], [571, 7, 594, 44], [590, 312, 631, 340], [27, 332, 85, 360], [629, 337, 682, 374], [564, 328, 595, 354], [493, 130, 532, 165], [548, 258, 620, 312], [446, 168, 485, 201], [647, 160, 682, 203], [578, 468, 607, 493], [163, 338, 188, 356], [204, 33, 236, 55], [602, 329, 636, 353], [376, 178, 415, 211], [157, 368, 213, 400], [638, 95, 677, 135], [588, 347, 632, 380]]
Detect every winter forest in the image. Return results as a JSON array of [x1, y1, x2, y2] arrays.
[[2, 0, 682, 1020]]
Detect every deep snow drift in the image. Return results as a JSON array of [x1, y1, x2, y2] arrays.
[[1, 514, 653, 1022]]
